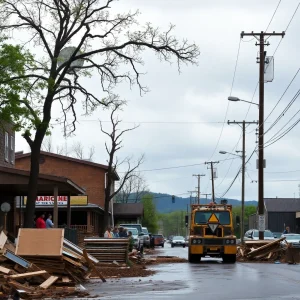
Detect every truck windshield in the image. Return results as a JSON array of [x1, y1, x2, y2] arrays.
[[194, 211, 230, 225]]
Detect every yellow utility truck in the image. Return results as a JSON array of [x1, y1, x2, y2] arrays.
[[187, 200, 237, 263]]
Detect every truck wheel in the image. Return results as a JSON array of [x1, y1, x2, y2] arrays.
[[222, 254, 236, 263], [188, 252, 201, 263]]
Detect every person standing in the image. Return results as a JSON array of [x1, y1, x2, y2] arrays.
[[112, 226, 119, 237], [46, 214, 54, 228], [36, 213, 46, 229], [104, 226, 113, 238], [128, 231, 134, 252], [283, 226, 290, 234]]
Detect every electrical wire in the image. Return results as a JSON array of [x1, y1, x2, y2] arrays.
[[207, 38, 242, 161], [117, 157, 239, 173], [248, 168, 300, 174], [265, 0, 282, 32], [264, 77, 300, 136]]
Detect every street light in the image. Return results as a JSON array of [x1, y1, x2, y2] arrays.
[[228, 96, 259, 107], [219, 149, 245, 243], [219, 150, 242, 158]]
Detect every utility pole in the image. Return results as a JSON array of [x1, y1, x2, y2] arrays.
[[228, 120, 258, 243], [193, 174, 205, 204], [188, 191, 197, 205], [241, 31, 285, 240], [201, 193, 211, 202], [205, 161, 219, 203]]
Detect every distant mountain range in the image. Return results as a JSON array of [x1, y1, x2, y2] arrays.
[[149, 192, 257, 213]]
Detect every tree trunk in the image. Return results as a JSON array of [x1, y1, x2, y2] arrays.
[[24, 141, 42, 228], [102, 187, 111, 236]]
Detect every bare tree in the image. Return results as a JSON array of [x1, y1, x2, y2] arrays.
[[116, 172, 149, 203], [100, 102, 145, 232], [71, 141, 95, 161], [0, 0, 199, 227], [42, 136, 65, 155]]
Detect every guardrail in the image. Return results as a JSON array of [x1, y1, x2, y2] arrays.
[[84, 238, 129, 263]]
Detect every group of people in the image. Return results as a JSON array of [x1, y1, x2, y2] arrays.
[[104, 226, 130, 238], [104, 226, 138, 252], [34, 213, 54, 229]]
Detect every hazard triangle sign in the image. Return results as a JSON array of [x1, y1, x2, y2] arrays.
[[208, 213, 219, 223], [208, 223, 219, 233], [207, 213, 219, 233]]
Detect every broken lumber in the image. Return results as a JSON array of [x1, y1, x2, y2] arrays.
[[0, 266, 11, 275], [40, 276, 59, 289], [9, 270, 48, 279], [247, 237, 285, 258]]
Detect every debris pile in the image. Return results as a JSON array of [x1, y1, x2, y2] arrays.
[[0, 229, 105, 299], [237, 237, 286, 262]]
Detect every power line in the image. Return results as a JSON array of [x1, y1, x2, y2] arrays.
[[117, 157, 239, 173], [273, 1, 300, 56], [265, 0, 282, 32], [264, 85, 300, 136], [207, 38, 242, 160]]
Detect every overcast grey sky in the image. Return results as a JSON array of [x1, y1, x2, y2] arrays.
[[15, 0, 300, 201]]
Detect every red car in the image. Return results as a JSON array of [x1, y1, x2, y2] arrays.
[[153, 234, 165, 247]]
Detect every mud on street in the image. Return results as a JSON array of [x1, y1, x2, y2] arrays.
[[67, 243, 300, 300]]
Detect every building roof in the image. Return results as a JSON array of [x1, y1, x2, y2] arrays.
[[15, 151, 120, 180], [113, 203, 144, 216], [265, 198, 300, 212], [0, 166, 85, 196]]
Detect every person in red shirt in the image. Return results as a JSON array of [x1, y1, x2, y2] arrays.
[[36, 213, 46, 228]]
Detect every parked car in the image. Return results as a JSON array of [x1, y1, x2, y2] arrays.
[[244, 229, 275, 241], [125, 227, 142, 249], [281, 233, 300, 248], [120, 223, 142, 235], [152, 234, 165, 247], [171, 236, 186, 248], [141, 227, 150, 248]]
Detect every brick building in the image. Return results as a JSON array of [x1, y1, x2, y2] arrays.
[[15, 151, 119, 234], [0, 122, 15, 168]]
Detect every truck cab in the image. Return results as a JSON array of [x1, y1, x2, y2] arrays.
[[188, 201, 237, 263]]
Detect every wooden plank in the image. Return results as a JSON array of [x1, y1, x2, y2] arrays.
[[63, 256, 82, 267], [9, 270, 48, 279], [62, 276, 71, 283], [40, 276, 58, 289], [8, 280, 35, 293], [0, 231, 7, 250], [16, 229, 64, 257], [83, 249, 106, 283], [0, 266, 11, 274]]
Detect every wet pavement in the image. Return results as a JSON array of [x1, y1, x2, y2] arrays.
[[71, 243, 300, 300]]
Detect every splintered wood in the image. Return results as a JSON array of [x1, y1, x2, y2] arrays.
[[0, 229, 103, 299], [237, 237, 287, 262]]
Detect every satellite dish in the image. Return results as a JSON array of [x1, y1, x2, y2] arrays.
[[1, 202, 11, 213], [57, 46, 84, 74]]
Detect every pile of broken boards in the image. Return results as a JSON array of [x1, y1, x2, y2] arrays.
[[237, 237, 288, 262], [0, 229, 105, 299]]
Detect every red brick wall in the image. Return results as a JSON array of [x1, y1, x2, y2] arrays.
[[15, 155, 106, 207]]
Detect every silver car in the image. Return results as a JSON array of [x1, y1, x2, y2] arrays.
[[244, 229, 275, 241], [281, 233, 300, 248], [171, 236, 186, 248]]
